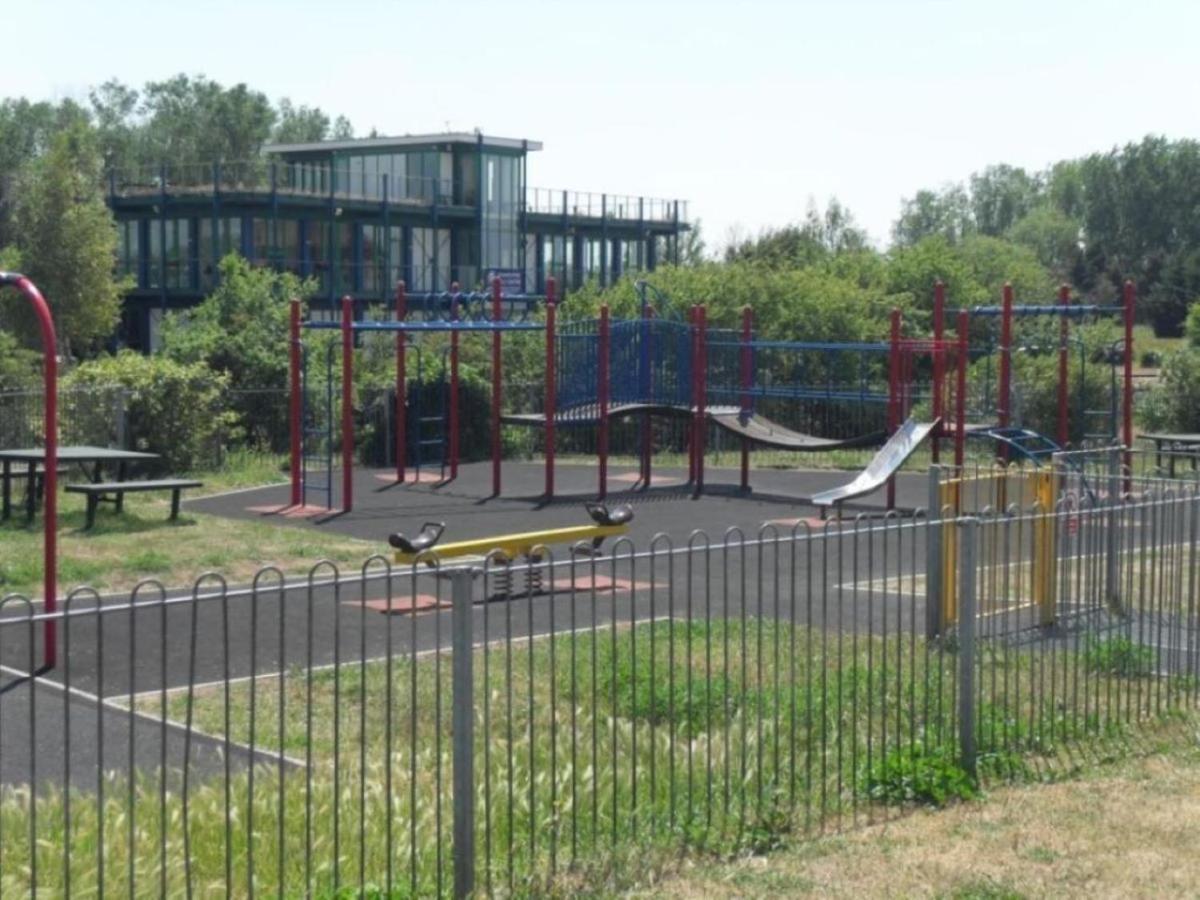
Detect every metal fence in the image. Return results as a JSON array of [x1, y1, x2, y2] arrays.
[[0, 479, 1197, 895]]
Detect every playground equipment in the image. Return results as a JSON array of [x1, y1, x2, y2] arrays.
[[947, 280, 1136, 460], [389, 503, 634, 565], [288, 277, 1137, 516], [289, 278, 550, 512]]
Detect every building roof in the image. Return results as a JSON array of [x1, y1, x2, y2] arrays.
[[264, 132, 543, 155]]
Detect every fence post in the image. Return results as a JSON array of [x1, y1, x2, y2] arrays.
[[448, 565, 479, 898], [957, 516, 979, 779], [926, 465, 943, 639], [1105, 446, 1123, 613]]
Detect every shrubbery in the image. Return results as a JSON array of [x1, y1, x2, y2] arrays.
[[62, 351, 235, 472]]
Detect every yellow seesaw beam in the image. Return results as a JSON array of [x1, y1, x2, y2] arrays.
[[393, 523, 630, 564]]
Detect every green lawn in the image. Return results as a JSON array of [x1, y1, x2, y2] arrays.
[[0, 451, 378, 598]]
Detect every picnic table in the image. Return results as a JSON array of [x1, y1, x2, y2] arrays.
[[0, 446, 160, 522], [1139, 433, 1200, 478]]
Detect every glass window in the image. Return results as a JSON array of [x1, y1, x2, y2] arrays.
[[338, 223, 355, 293], [278, 220, 300, 273], [389, 226, 404, 289], [116, 220, 141, 283], [480, 153, 520, 273], [349, 155, 364, 198], [362, 224, 383, 294], [198, 217, 241, 290], [307, 219, 329, 293]]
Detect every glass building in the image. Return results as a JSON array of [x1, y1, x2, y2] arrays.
[[106, 132, 688, 349]]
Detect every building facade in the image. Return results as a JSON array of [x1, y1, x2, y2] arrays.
[[107, 133, 688, 349]]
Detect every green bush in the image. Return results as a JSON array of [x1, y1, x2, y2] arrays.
[[62, 352, 235, 472], [1084, 636, 1155, 677], [864, 743, 979, 807], [1137, 348, 1200, 433]]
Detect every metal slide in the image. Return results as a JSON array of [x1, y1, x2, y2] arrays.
[[811, 418, 939, 509], [707, 411, 886, 451]]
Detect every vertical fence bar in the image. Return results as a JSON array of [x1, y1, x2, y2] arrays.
[[449, 566, 478, 898], [957, 516, 979, 779]]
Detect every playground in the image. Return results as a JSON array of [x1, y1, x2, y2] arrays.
[[3, 268, 1200, 897]]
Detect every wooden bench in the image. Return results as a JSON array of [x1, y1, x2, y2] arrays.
[[65, 479, 203, 528]]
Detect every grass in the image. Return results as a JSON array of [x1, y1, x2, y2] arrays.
[[0, 451, 377, 598], [0, 617, 1183, 895], [656, 726, 1200, 899]]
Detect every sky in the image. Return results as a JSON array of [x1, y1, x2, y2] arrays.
[[5, 0, 1199, 252]]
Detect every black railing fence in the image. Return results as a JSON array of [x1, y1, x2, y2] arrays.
[[1, 469, 1198, 895]]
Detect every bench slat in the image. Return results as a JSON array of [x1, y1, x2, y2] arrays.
[[66, 480, 203, 493]]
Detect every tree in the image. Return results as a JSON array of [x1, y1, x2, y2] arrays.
[[969, 165, 1042, 236], [1005, 205, 1082, 278], [0, 97, 91, 245], [892, 186, 974, 247], [273, 99, 331, 143], [724, 198, 869, 267], [3, 126, 130, 356], [161, 254, 317, 447]]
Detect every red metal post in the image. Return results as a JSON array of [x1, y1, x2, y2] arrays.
[[691, 304, 700, 487], [955, 310, 969, 468], [341, 296, 354, 513], [449, 282, 461, 480], [491, 277, 503, 496], [740, 305, 752, 492], [598, 305, 611, 499], [886, 308, 902, 509], [395, 282, 407, 483], [931, 281, 945, 463], [1057, 284, 1070, 447], [694, 304, 707, 497], [545, 278, 557, 498], [1123, 280, 1136, 488], [642, 306, 655, 488], [998, 283, 1013, 431], [289, 299, 302, 506], [3, 273, 58, 667]]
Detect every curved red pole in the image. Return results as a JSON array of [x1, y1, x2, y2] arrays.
[[544, 278, 557, 499], [1057, 284, 1070, 447], [341, 296, 354, 513], [491, 277, 503, 496], [2, 273, 57, 667], [396, 281, 407, 483], [289, 299, 302, 506]]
